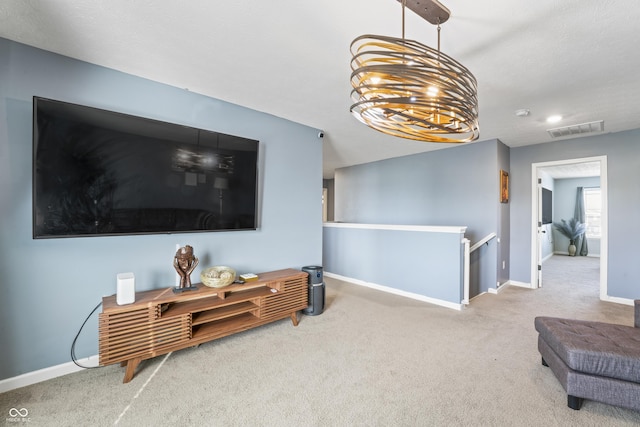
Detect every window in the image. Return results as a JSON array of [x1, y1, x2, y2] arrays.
[[583, 187, 601, 238]]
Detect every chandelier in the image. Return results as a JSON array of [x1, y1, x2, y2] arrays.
[[350, 0, 479, 143]]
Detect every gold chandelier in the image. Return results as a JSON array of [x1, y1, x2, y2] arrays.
[[350, 0, 479, 143]]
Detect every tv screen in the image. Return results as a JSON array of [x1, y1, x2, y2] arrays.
[[542, 188, 552, 224], [33, 96, 259, 238]]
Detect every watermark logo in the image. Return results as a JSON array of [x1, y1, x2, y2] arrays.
[[6, 408, 30, 423]]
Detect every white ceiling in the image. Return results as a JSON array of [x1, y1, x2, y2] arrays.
[[2, 0, 639, 178], [539, 161, 600, 179]]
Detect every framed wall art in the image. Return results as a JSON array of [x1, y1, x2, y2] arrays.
[[500, 170, 509, 203]]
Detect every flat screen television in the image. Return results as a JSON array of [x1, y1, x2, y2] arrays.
[[33, 96, 259, 238], [541, 188, 552, 224]]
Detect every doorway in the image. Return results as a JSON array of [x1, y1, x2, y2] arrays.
[[530, 156, 608, 299], [322, 188, 328, 222]]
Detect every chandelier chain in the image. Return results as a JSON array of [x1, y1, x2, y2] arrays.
[[401, 0, 406, 39]]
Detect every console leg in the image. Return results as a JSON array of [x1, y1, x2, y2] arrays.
[[290, 312, 299, 327], [541, 357, 549, 367], [568, 395, 583, 410], [123, 358, 141, 383]]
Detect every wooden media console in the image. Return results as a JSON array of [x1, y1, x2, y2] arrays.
[[99, 268, 308, 383]]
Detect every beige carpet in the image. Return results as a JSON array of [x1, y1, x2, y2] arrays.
[[1, 255, 639, 426]]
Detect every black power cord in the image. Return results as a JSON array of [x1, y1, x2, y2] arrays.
[[70, 300, 103, 369]]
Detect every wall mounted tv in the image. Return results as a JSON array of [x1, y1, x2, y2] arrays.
[[33, 96, 259, 239]]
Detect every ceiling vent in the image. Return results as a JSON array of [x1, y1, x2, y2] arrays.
[[547, 120, 604, 138]]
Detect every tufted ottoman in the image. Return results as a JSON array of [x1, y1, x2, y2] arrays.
[[534, 300, 640, 411]]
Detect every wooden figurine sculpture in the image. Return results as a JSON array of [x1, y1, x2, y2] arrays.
[[173, 245, 199, 292]]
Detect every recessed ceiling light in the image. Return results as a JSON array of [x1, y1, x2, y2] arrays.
[[515, 109, 530, 117], [546, 115, 562, 124]]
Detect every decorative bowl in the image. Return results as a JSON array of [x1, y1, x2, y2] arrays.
[[201, 266, 236, 288]]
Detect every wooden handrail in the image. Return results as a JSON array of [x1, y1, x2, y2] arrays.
[[470, 232, 497, 253], [463, 232, 497, 306]]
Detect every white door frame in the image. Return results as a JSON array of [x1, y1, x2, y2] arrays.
[[530, 156, 608, 299], [536, 181, 543, 287]]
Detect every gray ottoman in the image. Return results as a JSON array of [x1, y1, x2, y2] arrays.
[[534, 302, 640, 411]]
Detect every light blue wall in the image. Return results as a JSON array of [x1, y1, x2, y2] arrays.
[[323, 226, 465, 304], [497, 141, 510, 286], [510, 129, 640, 300], [331, 139, 509, 298], [0, 38, 323, 380], [334, 139, 502, 244], [332, 139, 507, 295]]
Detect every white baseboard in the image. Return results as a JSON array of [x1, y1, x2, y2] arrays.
[[488, 280, 533, 294], [552, 251, 601, 258], [485, 280, 633, 307], [506, 280, 534, 289], [488, 283, 508, 294], [0, 355, 99, 394], [324, 272, 463, 311], [600, 295, 635, 306]]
